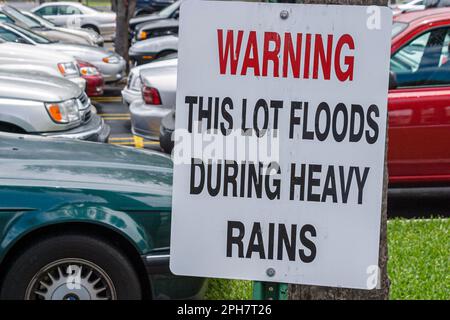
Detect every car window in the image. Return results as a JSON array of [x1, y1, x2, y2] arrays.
[[0, 27, 29, 44], [391, 27, 450, 87], [9, 24, 52, 44], [58, 6, 82, 15], [0, 13, 14, 24], [35, 6, 57, 16]]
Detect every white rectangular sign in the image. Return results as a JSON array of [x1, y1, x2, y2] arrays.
[[170, 0, 392, 289]]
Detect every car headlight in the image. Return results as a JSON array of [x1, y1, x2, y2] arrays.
[[102, 55, 120, 64], [45, 99, 80, 123], [80, 66, 100, 76], [137, 31, 148, 40], [58, 62, 79, 77]]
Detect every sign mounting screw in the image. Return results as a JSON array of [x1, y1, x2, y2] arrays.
[[266, 268, 276, 277], [280, 10, 289, 20]]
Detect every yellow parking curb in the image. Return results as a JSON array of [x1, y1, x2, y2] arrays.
[[133, 135, 144, 149]]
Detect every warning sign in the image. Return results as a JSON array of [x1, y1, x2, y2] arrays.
[[170, 0, 392, 290]]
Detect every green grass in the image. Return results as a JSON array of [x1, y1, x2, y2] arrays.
[[205, 218, 450, 300]]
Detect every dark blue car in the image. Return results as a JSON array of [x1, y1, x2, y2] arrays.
[[135, 0, 175, 16]]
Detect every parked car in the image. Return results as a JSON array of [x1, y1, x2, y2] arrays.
[[0, 40, 85, 90], [0, 132, 207, 300], [32, 2, 116, 40], [0, 4, 91, 45], [135, 0, 176, 16], [129, 34, 178, 65], [389, 8, 450, 189], [0, 72, 109, 142], [22, 10, 104, 47], [130, 0, 180, 32], [133, 18, 178, 43], [130, 65, 177, 140], [160, 110, 175, 154], [122, 55, 177, 106], [0, 23, 126, 83], [390, 0, 425, 15], [78, 60, 104, 97]]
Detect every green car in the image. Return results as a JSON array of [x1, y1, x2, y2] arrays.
[[0, 133, 206, 300]]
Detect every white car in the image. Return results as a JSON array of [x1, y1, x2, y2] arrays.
[[390, 0, 425, 14], [0, 23, 126, 83], [32, 2, 115, 40], [129, 34, 178, 65], [22, 10, 104, 47], [0, 39, 85, 90], [122, 55, 178, 106]]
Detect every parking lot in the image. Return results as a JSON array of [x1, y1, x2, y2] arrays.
[[93, 87, 161, 150]]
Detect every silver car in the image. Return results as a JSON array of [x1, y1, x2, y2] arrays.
[[122, 55, 177, 106], [0, 23, 126, 83], [130, 64, 177, 140], [129, 34, 178, 65], [22, 10, 104, 47], [0, 71, 109, 142], [0, 40, 86, 90], [0, 4, 91, 46], [32, 2, 116, 40]]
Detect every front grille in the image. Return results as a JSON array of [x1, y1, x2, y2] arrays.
[[83, 110, 92, 123], [78, 92, 90, 110]]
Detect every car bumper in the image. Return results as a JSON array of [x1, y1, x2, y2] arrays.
[[84, 75, 104, 97], [96, 59, 127, 83], [42, 114, 110, 142], [141, 252, 208, 300], [130, 100, 171, 140], [121, 87, 141, 106]]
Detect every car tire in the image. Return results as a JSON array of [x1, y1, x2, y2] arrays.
[[0, 233, 142, 300], [82, 24, 100, 34]]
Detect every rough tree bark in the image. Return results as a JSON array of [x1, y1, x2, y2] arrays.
[[286, 0, 391, 300], [112, 0, 137, 69]]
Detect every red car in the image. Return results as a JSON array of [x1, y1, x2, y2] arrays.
[[389, 8, 450, 189], [78, 61, 104, 97]]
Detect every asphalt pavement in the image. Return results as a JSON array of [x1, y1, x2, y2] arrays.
[[92, 85, 161, 151]]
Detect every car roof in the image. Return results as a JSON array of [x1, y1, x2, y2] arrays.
[[394, 8, 450, 23], [38, 2, 85, 8]]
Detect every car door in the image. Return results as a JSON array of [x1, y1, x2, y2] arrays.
[[35, 5, 59, 24], [389, 26, 450, 184], [57, 5, 84, 29]]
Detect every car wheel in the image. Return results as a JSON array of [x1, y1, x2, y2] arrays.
[[82, 24, 100, 34], [0, 233, 142, 300]]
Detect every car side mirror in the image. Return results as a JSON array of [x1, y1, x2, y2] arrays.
[[389, 71, 397, 90], [173, 11, 179, 19]]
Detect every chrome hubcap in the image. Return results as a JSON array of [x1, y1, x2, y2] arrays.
[[25, 258, 117, 300]]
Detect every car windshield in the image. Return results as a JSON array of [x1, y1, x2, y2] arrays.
[[3, 6, 40, 28], [0, 27, 19, 42], [24, 11, 55, 28], [9, 23, 52, 44], [392, 22, 408, 38], [159, 1, 180, 17]]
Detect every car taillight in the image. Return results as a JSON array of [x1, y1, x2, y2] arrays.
[[142, 86, 162, 105]]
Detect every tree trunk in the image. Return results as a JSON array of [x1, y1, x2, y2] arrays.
[[112, 0, 137, 71], [286, 0, 390, 300]]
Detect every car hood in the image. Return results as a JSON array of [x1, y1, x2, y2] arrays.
[[45, 42, 110, 59], [0, 71, 81, 102], [130, 34, 178, 53], [137, 18, 179, 31], [130, 13, 163, 28], [0, 133, 173, 196], [34, 28, 89, 45], [0, 42, 75, 63], [132, 57, 178, 74]]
